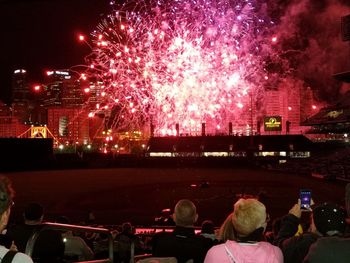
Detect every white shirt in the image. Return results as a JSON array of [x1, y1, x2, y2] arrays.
[[0, 246, 33, 263]]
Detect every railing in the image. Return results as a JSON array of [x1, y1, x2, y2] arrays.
[[25, 222, 114, 263]]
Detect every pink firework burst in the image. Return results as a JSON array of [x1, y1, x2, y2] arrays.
[[83, 0, 279, 136]]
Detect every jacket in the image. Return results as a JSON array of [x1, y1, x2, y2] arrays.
[[303, 236, 350, 263], [274, 214, 318, 263]]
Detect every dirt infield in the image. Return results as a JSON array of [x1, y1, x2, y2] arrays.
[[4, 167, 346, 227]]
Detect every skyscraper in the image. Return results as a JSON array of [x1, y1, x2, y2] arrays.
[[12, 69, 31, 123], [43, 70, 89, 144], [12, 69, 29, 103]]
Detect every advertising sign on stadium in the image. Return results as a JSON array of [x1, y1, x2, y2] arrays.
[[264, 116, 282, 131]]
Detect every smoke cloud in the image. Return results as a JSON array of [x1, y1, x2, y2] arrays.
[[272, 0, 350, 102]]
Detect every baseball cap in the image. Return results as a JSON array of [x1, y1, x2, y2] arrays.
[[312, 202, 346, 236]]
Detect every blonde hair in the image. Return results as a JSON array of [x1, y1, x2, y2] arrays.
[[218, 212, 235, 242], [231, 198, 266, 237]]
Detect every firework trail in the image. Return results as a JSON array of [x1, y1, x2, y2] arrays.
[[83, 0, 280, 136]]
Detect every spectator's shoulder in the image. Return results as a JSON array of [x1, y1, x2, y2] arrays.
[[13, 252, 34, 263], [283, 213, 300, 223], [196, 234, 215, 245], [313, 236, 350, 247], [282, 232, 318, 249], [299, 232, 319, 242], [208, 242, 225, 251]]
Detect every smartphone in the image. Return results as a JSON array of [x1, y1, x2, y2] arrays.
[[300, 189, 312, 210]]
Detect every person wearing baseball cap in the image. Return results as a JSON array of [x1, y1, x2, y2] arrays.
[[311, 202, 346, 236], [302, 202, 349, 263], [275, 200, 347, 263]]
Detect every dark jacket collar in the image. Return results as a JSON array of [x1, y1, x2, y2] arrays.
[[173, 226, 196, 238]]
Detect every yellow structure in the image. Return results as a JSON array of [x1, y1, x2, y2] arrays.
[[17, 126, 60, 146], [31, 126, 47, 138]]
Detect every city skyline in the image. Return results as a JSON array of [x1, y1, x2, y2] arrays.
[[0, 0, 110, 103], [1, 0, 349, 147]]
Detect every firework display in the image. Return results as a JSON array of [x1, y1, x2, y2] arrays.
[[82, 0, 281, 136]]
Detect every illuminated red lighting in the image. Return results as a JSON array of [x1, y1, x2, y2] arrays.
[[312, 105, 317, 110], [272, 36, 277, 43], [288, 106, 292, 111], [78, 35, 85, 41], [81, 74, 87, 80], [33, 85, 41, 92], [84, 88, 90, 93]]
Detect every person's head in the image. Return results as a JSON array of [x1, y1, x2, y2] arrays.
[[201, 220, 215, 234], [24, 202, 44, 224], [0, 176, 15, 232], [310, 202, 346, 236], [86, 210, 95, 224], [231, 198, 268, 239], [173, 199, 198, 227], [121, 222, 133, 234]]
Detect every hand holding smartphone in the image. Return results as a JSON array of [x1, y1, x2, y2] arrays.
[[300, 189, 312, 210]]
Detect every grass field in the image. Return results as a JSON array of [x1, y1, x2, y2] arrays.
[[4, 167, 346, 228]]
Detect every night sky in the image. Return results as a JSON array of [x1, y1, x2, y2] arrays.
[[0, 0, 110, 103], [1, 0, 350, 104]]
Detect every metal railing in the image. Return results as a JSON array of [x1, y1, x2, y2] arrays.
[[25, 222, 114, 263]]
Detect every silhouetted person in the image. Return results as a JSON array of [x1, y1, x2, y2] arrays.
[[275, 201, 347, 263], [115, 222, 143, 263], [7, 202, 65, 262], [7, 202, 44, 253], [0, 176, 33, 262], [152, 199, 213, 263], [200, 220, 217, 241], [32, 229, 65, 263], [303, 202, 349, 263]]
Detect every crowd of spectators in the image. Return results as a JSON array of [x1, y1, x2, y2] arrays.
[[0, 175, 349, 263]]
